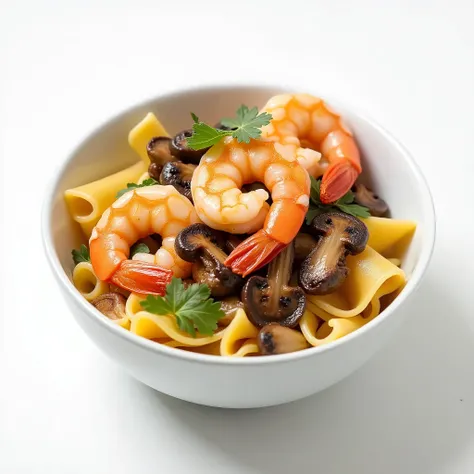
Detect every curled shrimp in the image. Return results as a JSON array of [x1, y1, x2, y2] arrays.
[[191, 137, 310, 277], [260, 93, 362, 203], [90, 185, 199, 295]]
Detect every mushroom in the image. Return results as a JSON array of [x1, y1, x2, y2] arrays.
[[91, 293, 127, 320], [298, 211, 368, 295], [146, 137, 176, 179], [170, 129, 208, 164], [352, 183, 389, 217], [241, 243, 305, 328], [294, 233, 318, 261], [159, 161, 196, 201], [175, 224, 243, 297], [217, 296, 244, 327], [258, 324, 310, 355]]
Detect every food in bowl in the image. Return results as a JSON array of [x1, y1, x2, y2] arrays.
[[64, 93, 416, 358]]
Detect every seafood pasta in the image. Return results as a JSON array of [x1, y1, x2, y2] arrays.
[[65, 93, 416, 357]]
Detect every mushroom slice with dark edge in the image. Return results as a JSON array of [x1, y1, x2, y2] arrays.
[[258, 324, 310, 355], [242, 243, 305, 328], [170, 129, 209, 164], [175, 224, 243, 297], [294, 232, 318, 261], [217, 296, 244, 327], [352, 183, 389, 217], [91, 293, 127, 320], [299, 211, 368, 295], [159, 161, 196, 201], [147, 137, 176, 180]]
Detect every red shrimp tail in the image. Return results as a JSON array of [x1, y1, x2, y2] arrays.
[[320, 160, 360, 204], [111, 260, 173, 295], [224, 230, 286, 277]]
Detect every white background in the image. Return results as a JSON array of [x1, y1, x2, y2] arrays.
[[1, 1, 473, 473]]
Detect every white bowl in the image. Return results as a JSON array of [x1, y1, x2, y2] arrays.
[[42, 85, 435, 408]]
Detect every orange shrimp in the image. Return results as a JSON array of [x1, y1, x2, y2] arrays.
[[90, 185, 199, 294], [191, 137, 310, 277], [260, 93, 362, 203]]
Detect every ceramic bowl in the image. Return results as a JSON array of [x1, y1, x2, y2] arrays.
[[42, 85, 435, 408]]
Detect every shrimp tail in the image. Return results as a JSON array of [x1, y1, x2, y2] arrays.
[[111, 260, 173, 295], [224, 230, 286, 277], [320, 160, 359, 204]]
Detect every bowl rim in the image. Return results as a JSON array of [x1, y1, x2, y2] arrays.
[[41, 83, 436, 366]]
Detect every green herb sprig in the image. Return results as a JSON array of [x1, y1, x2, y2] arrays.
[[72, 244, 90, 265], [187, 105, 273, 150], [130, 242, 150, 257], [116, 178, 158, 198], [140, 278, 224, 337], [306, 176, 370, 225]]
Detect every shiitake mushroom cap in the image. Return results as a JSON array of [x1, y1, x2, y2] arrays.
[[352, 183, 389, 217], [175, 223, 243, 297], [170, 129, 208, 163], [91, 293, 127, 320], [258, 324, 310, 355], [298, 211, 368, 295], [159, 161, 196, 201]]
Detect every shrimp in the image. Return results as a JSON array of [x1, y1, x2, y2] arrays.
[[260, 93, 362, 203], [89, 185, 199, 295], [191, 137, 310, 277]]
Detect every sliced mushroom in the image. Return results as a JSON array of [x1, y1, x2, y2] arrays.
[[92, 293, 127, 320], [159, 161, 196, 201], [175, 224, 243, 297], [294, 233, 318, 261], [217, 296, 244, 326], [242, 243, 305, 328], [352, 183, 389, 217], [225, 235, 243, 253], [146, 137, 176, 179], [258, 324, 310, 355], [299, 211, 368, 295], [170, 129, 208, 164]]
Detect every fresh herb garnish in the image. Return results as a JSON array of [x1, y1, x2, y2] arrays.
[[130, 242, 150, 257], [116, 178, 158, 198], [72, 244, 90, 264], [305, 176, 370, 225], [187, 105, 273, 150], [140, 277, 224, 337]]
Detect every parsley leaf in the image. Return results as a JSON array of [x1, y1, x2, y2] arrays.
[[72, 244, 90, 264], [140, 277, 224, 337], [305, 176, 371, 225], [130, 242, 150, 257], [187, 105, 273, 150], [116, 178, 158, 198]]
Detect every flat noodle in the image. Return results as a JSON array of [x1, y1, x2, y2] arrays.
[[308, 246, 406, 318], [130, 307, 226, 347], [300, 307, 377, 348], [362, 217, 416, 257], [64, 161, 147, 238], [220, 309, 259, 357]]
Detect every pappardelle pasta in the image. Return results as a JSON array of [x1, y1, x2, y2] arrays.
[[65, 93, 416, 357]]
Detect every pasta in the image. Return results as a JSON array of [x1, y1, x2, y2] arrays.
[[72, 262, 109, 301], [307, 246, 406, 318], [66, 94, 418, 357], [128, 112, 170, 163], [64, 161, 147, 238]]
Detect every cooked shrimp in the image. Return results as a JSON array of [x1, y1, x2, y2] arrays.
[[260, 93, 362, 203], [90, 185, 199, 295], [191, 138, 310, 277]]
